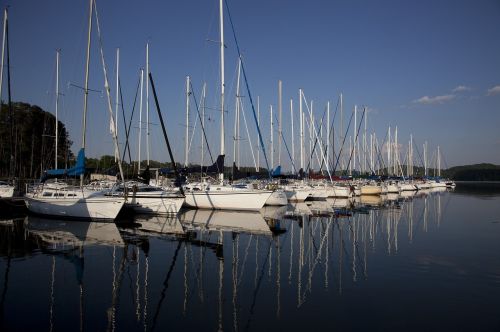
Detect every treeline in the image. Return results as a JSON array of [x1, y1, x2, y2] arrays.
[[0, 102, 73, 179], [443, 163, 500, 181]]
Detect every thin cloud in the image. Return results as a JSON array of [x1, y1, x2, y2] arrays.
[[452, 85, 471, 93], [413, 94, 455, 104], [487, 85, 500, 96]]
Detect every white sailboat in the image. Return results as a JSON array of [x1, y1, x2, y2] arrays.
[[24, 0, 125, 220], [183, 0, 272, 211]]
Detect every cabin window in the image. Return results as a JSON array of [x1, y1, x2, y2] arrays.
[[43, 192, 53, 197], [68, 194, 76, 197]]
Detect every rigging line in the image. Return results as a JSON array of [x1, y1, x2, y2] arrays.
[[302, 98, 325, 174], [343, 108, 365, 176], [189, 80, 215, 164], [118, 78, 132, 165], [325, 97, 340, 170], [273, 112, 296, 172], [332, 108, 354, 175], [224, 0, 271, 178], [149, 72, 185, 195], [413, 139, 425, 175], [239, 97, 258, 169]]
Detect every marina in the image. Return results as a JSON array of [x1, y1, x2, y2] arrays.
[[0, 0, 499, 330], [1, 185, 500, 331]]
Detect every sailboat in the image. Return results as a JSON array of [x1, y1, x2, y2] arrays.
[[183, 0, 272, 211], [107, 50, 185, 215], [24, 0, 125, 220]]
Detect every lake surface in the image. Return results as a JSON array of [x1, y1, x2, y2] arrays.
[[1, 186, 500, 331]]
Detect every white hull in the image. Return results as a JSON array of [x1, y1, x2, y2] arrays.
[[326, 185, 352, 198], [25, 190, 124, 220], [123, 193, 184, 214], [310, 187, 328, 199], [265, 190, 288, 206], [283, 188, 310, 202], [400, 182, 417, 191], [385, 183, 401, 193], [361, 185, 382, 195], [184, 190, 272, 211]]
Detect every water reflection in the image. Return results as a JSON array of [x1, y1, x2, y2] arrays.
[[1, 187, 499, 331]]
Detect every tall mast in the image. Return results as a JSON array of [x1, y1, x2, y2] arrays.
[[339, 93, 343, 171], [423, 141, 427, 177], [278, 80, 282, 167], [270, 105, 274, 170], [327, 101, 330, 169], [394, 126, 398, 176], [200, 82, 206, 169], [437, 145, 441, 177], [235, 58, 242, 169], [185, 75, 190, 167], [256, 96, 260, 172], [81, 0, 94, 186], [363, 107, 367, 174], [299, 89, 304, 172], [146, 42, 150, 166], [55, 49, 60, 169], [387, 126, 391, 176], [114, 47, 119, 163], [290, 99, 295, 173], [137, 68, 144, 175], [353, 105, 357, 174], [219, 0, 225, 182]]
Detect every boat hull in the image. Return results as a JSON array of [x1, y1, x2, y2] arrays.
[[184, 190, 272, 211], [24, 193, 125, 220], [123, 194, 184, 214], [361, 185, 382, 195], [265, 190, 288, 206]]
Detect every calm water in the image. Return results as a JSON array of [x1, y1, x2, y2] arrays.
[[1, 186, 500, 331]]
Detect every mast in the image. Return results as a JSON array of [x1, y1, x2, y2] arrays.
[[114, 48, 119, 162], [185, 75, 190, 167], [423, 141, 427, 177], [146, 42, 150, 166], [387, 126, 391, 176], [55, 49, 60, 169], [339, 93, 343, 171], [290, 99, 295, 173], [363, 107, 367, 174], [81, 0, 93, 187], [326, 101, 330, 170], [201, 82, 206, 171], [234, 58, 242, 169], [137, 68, 144, 175], [437, 145, 441, 177], [270, 105, 274, 170], [353, 105, 357, 174], [256, 96, 260, 172], [299, 89, 304, 173], [278, 80, 282, 167], [219, 0, 225, 183], [394, 126, 398, 176]]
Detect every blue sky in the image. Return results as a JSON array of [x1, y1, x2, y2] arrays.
[[2, 0, 500, 169]]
